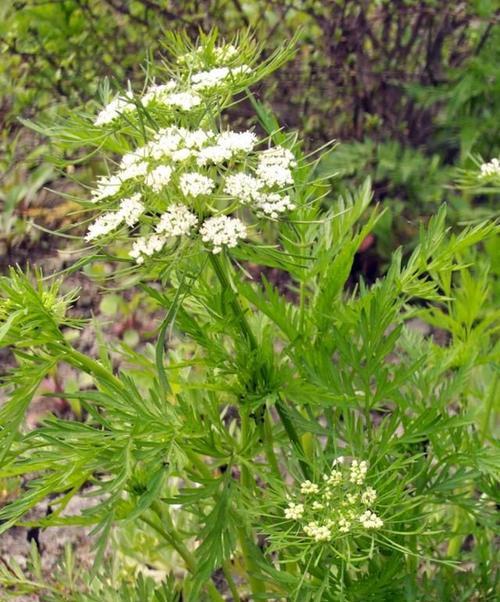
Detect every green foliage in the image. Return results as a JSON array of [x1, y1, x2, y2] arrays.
[[0, 23, 498, 602]]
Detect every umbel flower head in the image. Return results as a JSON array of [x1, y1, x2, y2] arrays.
[[82, 33, 298, 264], [283, 457, 384, 544], [479, 157, 500, 178]]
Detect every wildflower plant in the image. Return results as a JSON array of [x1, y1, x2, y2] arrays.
[[1, 31, 499, 601], [283, 458, 384, 545]]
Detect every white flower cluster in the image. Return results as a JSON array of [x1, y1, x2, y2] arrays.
[[178, 43, 240, 69], [300, 480, 320, 495], [213, 43, 238, 63], [283, 457, 383, 543], [142, 80, 177, 105], [94, 91, 135, 126], [94, 81, 203, 126], [197, 131, 258, 166], [86, 122, 297, 259], [191, 65, 251, 91], [284, 502, 304, 520], [303, 522, 331, 542], [180, 172, 215, 197], [349, 459, 368, 485], [86, 194, 144, 241], [91, 151, 150, 203], [94, 43, 252, 128], [254, 193, 295, 219], [145, 165, 173, 193], [156, 204, 198, 237], [200, 215, 247, 254], [224, 173, 263, 201], [257, 146, 296, 187], [479, 158, 500, 178], [359, 510, 383, 529], [129, 204, 198, 264]]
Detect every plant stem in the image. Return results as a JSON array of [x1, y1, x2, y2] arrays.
[[261, 409, 282, 480], [64, 347, 124, 391], [209, 252, 311, 479], [480, 371, 498, 443], [222, 560, 241, 602], [275, 395, 312, 480], [144, 503, 224, 602], [208, 253, 257, 350], [236, 525, 266, 597]]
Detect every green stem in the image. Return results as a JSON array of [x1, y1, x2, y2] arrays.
[[64, 347, 124, 391], [236, 525, 266, 597], [185, 449, 213, 479], [222, 560, 241, 602], [209, 253, 258, 350], [149, 503, 197, 570], [275, 396, 312, 480], [261, 409, 282, 480], [480, 371, 498, 443], [209, 253, 311, 480], [145, 503, 224, 602]]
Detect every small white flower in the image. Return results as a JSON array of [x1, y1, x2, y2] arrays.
[[191, 65, 251, 90], [230, 65, 252, 77], [256, 164, 294, 188], [312, 501, 324, 510], [256, 146, 296, 187], [85, 193, 144, 241], [479, 157, 500, 177], [119, 193, 145, 226], [119, 160, 149, 182], [145, 165, 173, 193], [130, 234, 167, 264], [180, 172, 215, 197], [300, 480, 320, 495], [224, 173, 263, 202], [149, 127, 184, 159], [213, 44, 238, 63], [94, 91, 134, 126], [361, 487, 377, 505], [191, 67, 230, 90], [259, 146, 297, 168], [171, 148, 193, 162], [350, 459, 368, 485], [338, 517, 351, 533], [304, 521, 331, 542], [358, 510, 383, 529], [142, 80, 177, 105], [165, 91, 202, 111], [325, 470, 342, 486], [284, 502, 304, 520], [85, 212, 123, 241], [254, 192, 295, 218], [181, 129, 214, 149], [200, 215, 246, 254], [155, 204, 198, 237], [91, 174, 123, 202], [196, 145, 234, 166], [218, 131, 257, 153]]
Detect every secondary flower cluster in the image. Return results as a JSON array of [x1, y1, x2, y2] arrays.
[[479, 157, 500, 178], [94, 42, 251, 127], [283, 457, 383, 543], [85, 124, 297, 262]]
